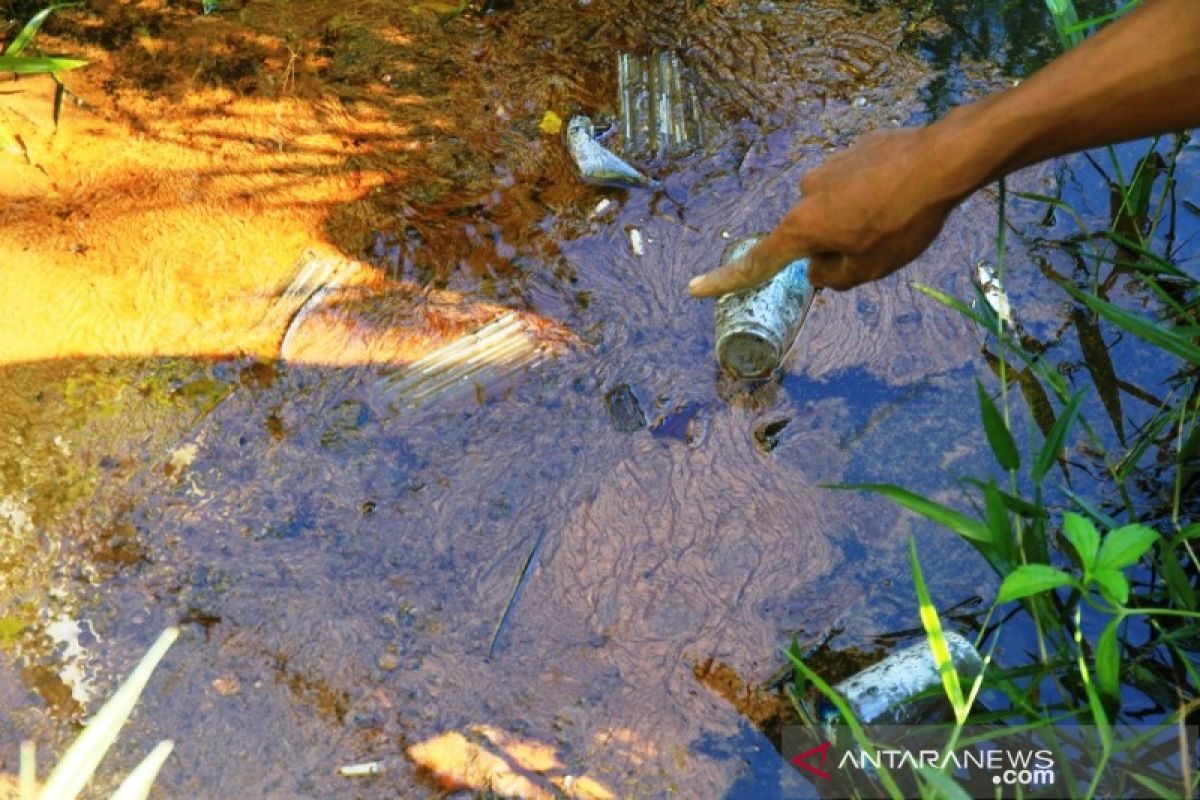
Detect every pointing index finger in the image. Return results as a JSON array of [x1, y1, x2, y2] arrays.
[[687, 226, 809, 298]]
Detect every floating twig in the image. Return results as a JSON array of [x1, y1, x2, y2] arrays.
[[489, 525, 549, 657]]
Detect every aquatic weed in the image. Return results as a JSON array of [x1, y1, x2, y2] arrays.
[[20, 628, 177, 800], [787, 1, 1200, 796]]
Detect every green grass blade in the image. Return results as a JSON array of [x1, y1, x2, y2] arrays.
[[38, 628, 178, 800], [964, 477, 1047, 518], [909, 538, 967, 722], [4, 4, 79, 56], [1033, 389, 1085, 483], [1130, 771, 1187, 800], [109, 740, 174, 800], [1181, 421, 1200, 465], [829, 484, 991, 543], [916, 765, 972, 800], [1161, 550, 1197, 610], [1060, 281, 1200, 366], [1095, 617, 1121, 699], [785, 644, 906, 800], [1073, 308, 1125, 443], [982, 480, 1014, 563], [976, 379, 1019, 471], [19, 741, 35, 800], [1073, 611, 1113, 758], [0, 55, 87, 74], [1062, 1, 1139, 35], [1059, 486, 1120, 530]]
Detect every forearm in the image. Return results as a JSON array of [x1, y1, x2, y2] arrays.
[[687, 0, 1200, 296], [930, 0, 1200, 199]]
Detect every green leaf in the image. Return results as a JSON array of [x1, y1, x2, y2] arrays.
[[1095, 617, 1121, 699], [1062, 512, 1100, 569], [1096, 524, 1159, 571], [1011, 362, 1057, 438], [830, 484, 991, 543], [0, 55, 87, 74], [976, 380, 1020, 471], [909, 538, 966, 722], [1091, 568, 1130, 605], [997, 564, 1075, 603], [1033, 389, 1086, 483]]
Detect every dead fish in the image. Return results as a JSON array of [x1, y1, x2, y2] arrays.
[[565, 115, 659, 190]]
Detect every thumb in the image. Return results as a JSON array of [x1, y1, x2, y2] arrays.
[[687, 231, 800, 298]]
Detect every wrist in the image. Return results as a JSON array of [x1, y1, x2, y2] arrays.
[[922, 94, 1019, 202]]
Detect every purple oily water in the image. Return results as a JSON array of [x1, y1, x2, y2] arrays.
[[714, 235, 815, 379]]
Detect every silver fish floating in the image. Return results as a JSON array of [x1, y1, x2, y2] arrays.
[[713, 234, 816, 380], [565, 115, 658, 190]]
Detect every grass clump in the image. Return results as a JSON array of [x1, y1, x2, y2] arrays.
[[18, 628, 177, 800], [784, 1, 1200, 797], [1, 2, 85, 153]]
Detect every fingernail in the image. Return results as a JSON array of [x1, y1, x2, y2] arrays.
[[688, 276, 702, 291]]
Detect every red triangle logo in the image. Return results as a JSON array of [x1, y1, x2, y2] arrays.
[[790, 740, 832, 780]]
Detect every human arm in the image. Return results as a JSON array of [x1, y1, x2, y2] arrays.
[[687, 0, 1200, 296]]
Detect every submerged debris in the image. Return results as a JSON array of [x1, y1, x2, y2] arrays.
[[628, 228, 644, 257], [378, 313, 551, 410], [714, 235, 816, 380], [271, 250, 362, 360], [753, 418, 791, 452], [565, 116, 658, 190], [338, 761, 385, 778], [821, 631, 983, 727], [604, 384, 646, 432], [617, 51, 704, 159]]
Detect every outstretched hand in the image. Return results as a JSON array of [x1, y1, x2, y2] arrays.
[[687, 126, 969, 296]]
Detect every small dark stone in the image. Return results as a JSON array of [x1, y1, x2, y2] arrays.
[[604, 384, 646, 432]]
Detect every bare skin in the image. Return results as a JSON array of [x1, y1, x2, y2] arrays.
[[688, 0, 1200, 296]]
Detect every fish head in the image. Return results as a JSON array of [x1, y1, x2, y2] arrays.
[[565, 115, 594, 140]]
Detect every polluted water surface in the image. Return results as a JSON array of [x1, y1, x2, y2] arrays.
[[0, 0, 1114, 797]]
